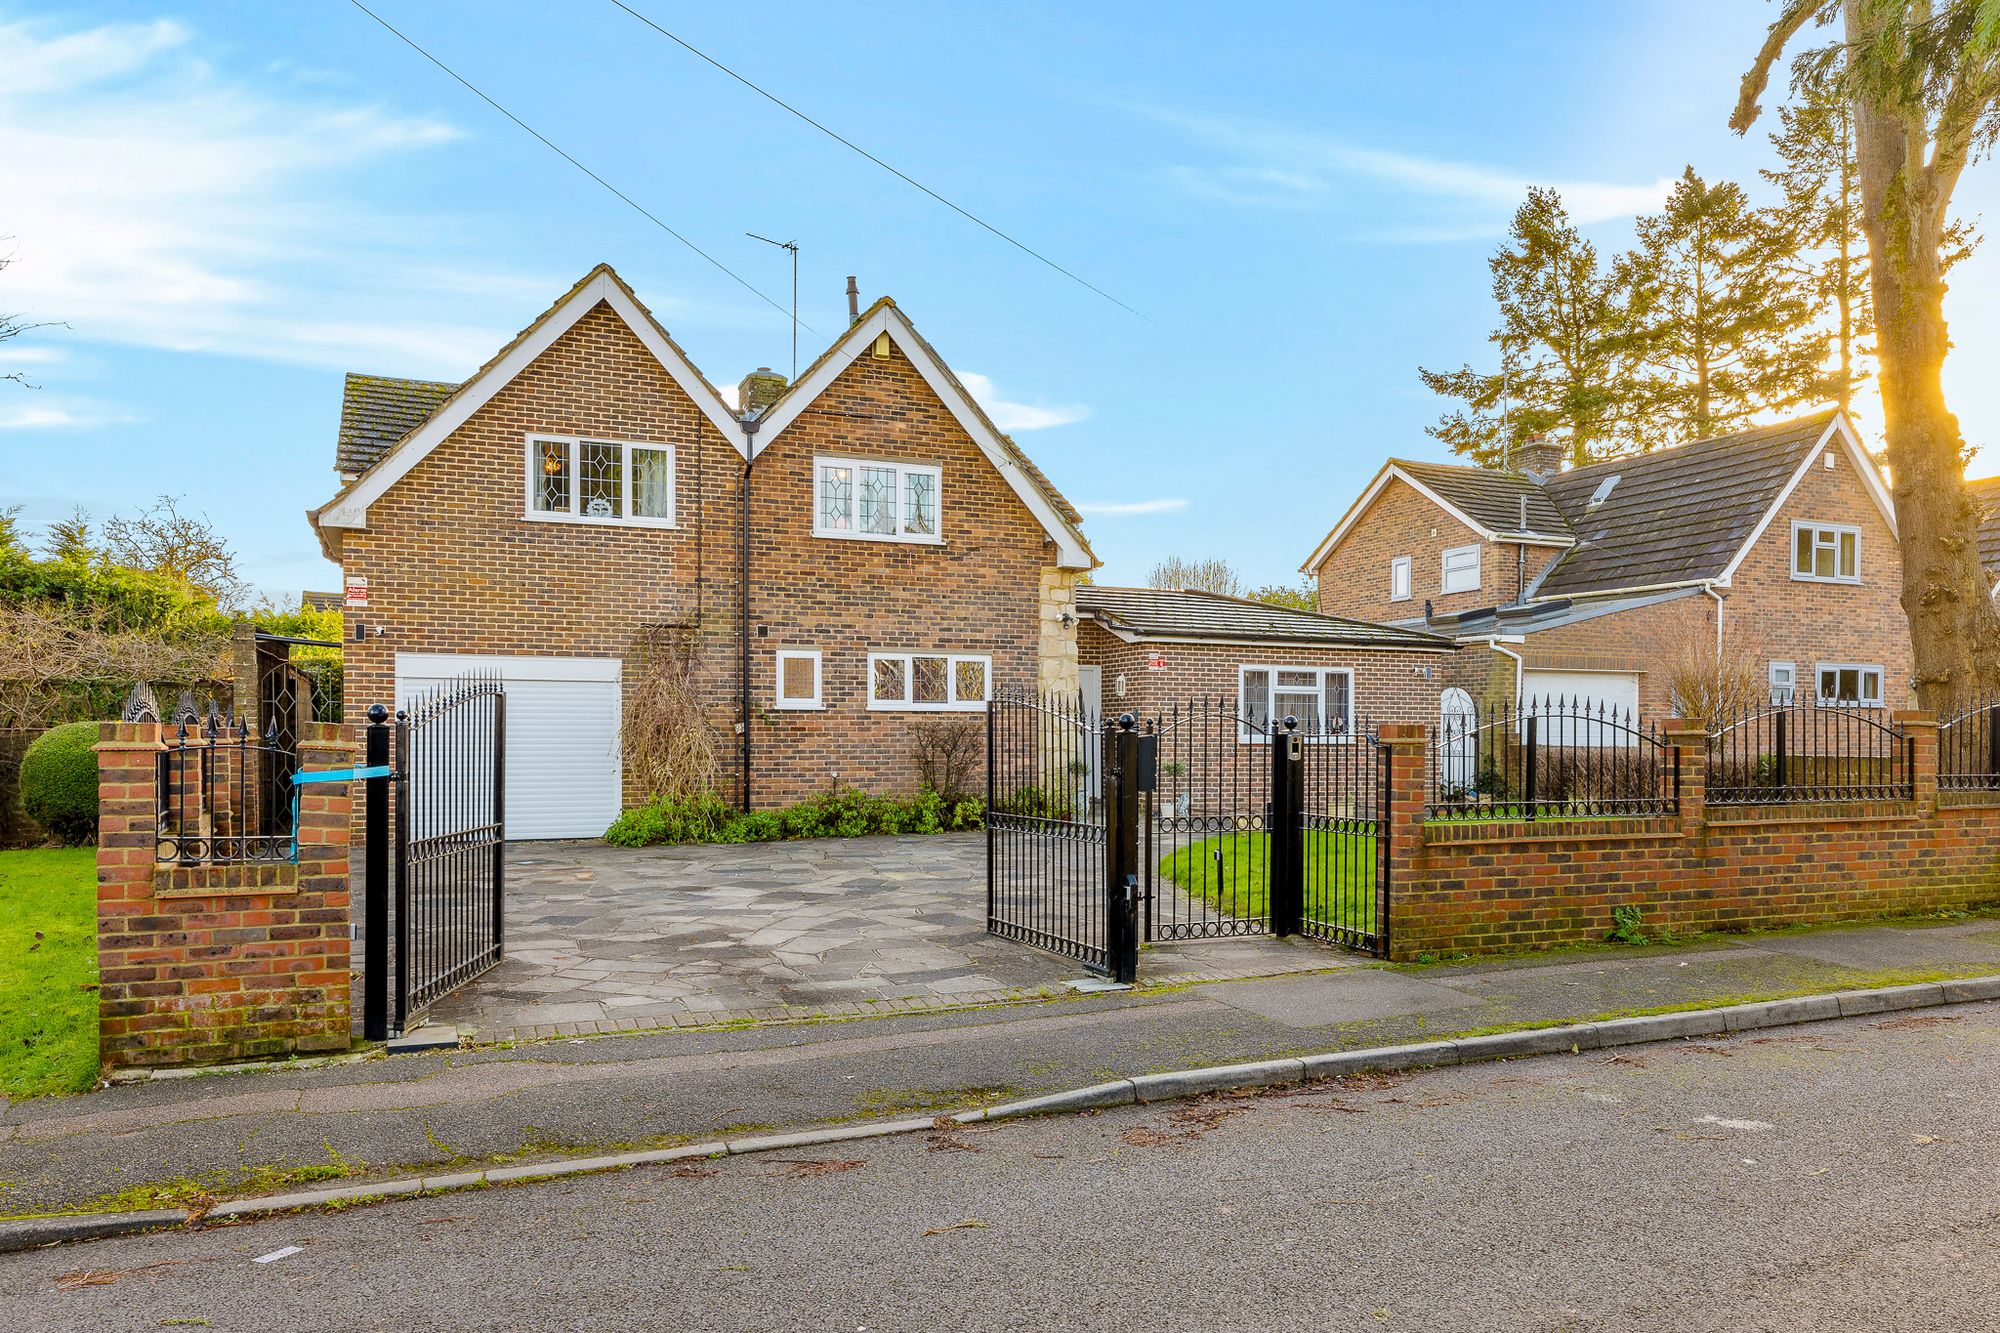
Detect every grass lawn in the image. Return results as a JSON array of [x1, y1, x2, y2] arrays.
[[1158, 830, 1378, 931], [0, 847, 98, 1098]]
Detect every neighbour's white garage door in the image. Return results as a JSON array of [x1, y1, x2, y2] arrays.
[[395, 653, 621, 841], [1520, 669, 1642, 746]]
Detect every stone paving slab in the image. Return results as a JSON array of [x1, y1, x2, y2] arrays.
[[427, 834, 1361, 1042]]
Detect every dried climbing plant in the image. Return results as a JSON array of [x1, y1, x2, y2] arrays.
[[622, 622, 720, 801]]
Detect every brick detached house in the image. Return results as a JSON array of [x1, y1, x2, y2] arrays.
[[1301, 410, 1912, 723], [309, 264, 1096, 836]]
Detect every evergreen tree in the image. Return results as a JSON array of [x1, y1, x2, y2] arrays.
[[1620, 167, 1827, 442], [1419, 188, 1636, 468]]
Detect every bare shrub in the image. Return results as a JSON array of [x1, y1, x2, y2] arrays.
[[909, 715, 982, 804], [622, 623, 719, 801], [1659, 601, 1767, 723], [0, 601, 228, 729]]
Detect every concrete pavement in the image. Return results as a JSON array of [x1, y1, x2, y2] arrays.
[[6, 913, 2000, 1220], [10, 998, 2000, 1331]]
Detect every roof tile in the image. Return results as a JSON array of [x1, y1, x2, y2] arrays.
[[1078, 585, 1453, 650]]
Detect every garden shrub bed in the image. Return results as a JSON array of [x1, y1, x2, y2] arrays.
[[605, 786, 983, 848]]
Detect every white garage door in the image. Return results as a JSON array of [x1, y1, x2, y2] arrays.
[[1521, 669, 1642, 746], [396, 653, 622, 840]]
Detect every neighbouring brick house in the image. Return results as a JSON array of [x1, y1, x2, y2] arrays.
[[309, 264, 1096, 835], [1074, 585, 1456, 731], [1302, 410, 1913, 723]]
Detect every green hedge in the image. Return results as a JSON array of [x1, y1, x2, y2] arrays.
[[604, 786, 983, 848], [20, 722, 101, 845]]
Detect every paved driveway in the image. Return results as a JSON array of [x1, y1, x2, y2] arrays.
[[429, 833, 1354, 1041]]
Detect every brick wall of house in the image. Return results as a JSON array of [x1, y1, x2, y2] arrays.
[[1384, 715, 2000, 959], [338, 301, 746, 812], [1311, 476, 1563, 622], [95, 721, 352, 1069], [742, 336, 1061, 807]]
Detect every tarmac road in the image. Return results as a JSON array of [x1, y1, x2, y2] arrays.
[[9, 1001, 2000, 1332]]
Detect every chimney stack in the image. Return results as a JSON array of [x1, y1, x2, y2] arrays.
[[738, 366, 787, 418], [1513, 434, 1566, 482], [846, 276, 860, 326]]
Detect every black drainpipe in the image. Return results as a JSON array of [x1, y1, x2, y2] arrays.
[[739, 418, 759, 811]]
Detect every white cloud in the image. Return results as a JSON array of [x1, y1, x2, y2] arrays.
[[0, 16, 559, 376], [1075, 497, 1188, 516], [0, 395, 137, 430], [957, 371, 1089, 431], [1135, 105, 1673, 236]]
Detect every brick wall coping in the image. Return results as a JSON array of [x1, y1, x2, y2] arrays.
[[1703, 804, 1917, 827], [1422, 820, 1685, 848]]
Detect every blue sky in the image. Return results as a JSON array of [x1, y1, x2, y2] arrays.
[[7, 2, 2000, 601]]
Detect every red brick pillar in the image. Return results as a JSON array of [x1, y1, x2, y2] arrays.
[[94, 720, 353, 1072], [1376, 723, 1428, 961], [1896, 709, 1937, 819], [1662, 719, 1708, 832]]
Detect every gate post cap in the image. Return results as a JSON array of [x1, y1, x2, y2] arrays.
[[367, 704, 388, 724], [1281, 715, 1298, 733], [1116, 713, 1137, 732]]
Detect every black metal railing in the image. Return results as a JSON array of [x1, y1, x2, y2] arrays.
[[1939, 693, 2000, 791], [1144, 696, 1278, 941], [1296, 717, 1387, 953], [1426, 697, 1678, 822], [985, 686, 1109, 972], [156, 708, 298, 864], [1705, 692, 1913, 805]]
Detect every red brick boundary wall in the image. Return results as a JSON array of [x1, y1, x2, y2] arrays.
[[95, 721, 353, 1070], [1384, 712, 2000, 960]]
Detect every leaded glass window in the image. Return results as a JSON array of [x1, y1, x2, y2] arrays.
[[813, 457, 941, 541], [953, 658, 986, 704], [871, 655, 906, 704], [580, 442, 622, 519], [820, 465, 854, 532], [866, 652, 991, 711], [912, 655, 949, 703], [534, 439, 571, 513], [1237, 666, 1355, 742], [527, 437, 673, 525], [860, 467, 898, 534]]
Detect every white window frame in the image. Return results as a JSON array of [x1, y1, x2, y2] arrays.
[[813, 455, 944, 545], [1440, 543, 1481, 594], [524, 434, 677, 528], [1790, 521, 1861, 584], [1236, 664, 1355, 743], [774, 649, 823, 711], [866, 651, 990, 711], [1769, 661, 1797, 705], [1815, 662, 1884, 708], [1389, 555, 1412, 602]]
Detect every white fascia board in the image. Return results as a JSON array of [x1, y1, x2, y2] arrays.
[[753, 304, 1093, 570], [1301, 464, 1500, 574], [1715, 413, 1891, 586], [317, 273, 747, 532]]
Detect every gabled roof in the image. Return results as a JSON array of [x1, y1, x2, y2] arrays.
[[1077, 585, 1455, 651], [750, 298, 1093, 567], [1300, 459, 1573, 574], [311, 264, 747, 556], [1392, 459, 1570, 539], [337, 374, 457, 478], [1532, 410, 1860, 597]]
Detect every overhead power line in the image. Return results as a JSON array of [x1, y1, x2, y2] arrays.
[[606, 0, 1148, 323], [344, 0, 810, 332]]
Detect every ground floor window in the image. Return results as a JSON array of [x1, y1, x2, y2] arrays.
[[867, 651, 990, 711], [1769, 661, 1796, 705], [774, 649, 822, 710], [1238, 665, 1353, 740], [1815, 662, 1883, 707]]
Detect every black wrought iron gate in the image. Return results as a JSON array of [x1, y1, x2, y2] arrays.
[[363, 674, 506, 1038], [986, 691, 1388, 982]]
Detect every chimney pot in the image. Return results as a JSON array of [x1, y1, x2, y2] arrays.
[[846, 276, 860, 326], [738, 366, 788, 418], [1512, 433, 1566, 482]]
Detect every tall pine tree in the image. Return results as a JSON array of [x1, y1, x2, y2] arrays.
[[1418, 188, 1637, 469], [1619, 167, 1827, 443]]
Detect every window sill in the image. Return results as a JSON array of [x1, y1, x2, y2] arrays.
[[867, 701, 987, 713], [1791, 573, 1861, 585], [773, 702, 824, 712], [523, 511, 679, 531], [814, 529, 944, 547]]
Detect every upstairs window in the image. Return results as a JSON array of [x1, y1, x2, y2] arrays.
[[815, 457, 942, 543], [1792, 522, 1860, 583], [1440, 543, 1481, 594], [867, 652, 988, 711], [527, 435, 675, 526], [1389, 556, 1412, 602]]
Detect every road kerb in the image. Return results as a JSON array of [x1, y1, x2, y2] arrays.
[[5, 975, 1993, 1254]]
